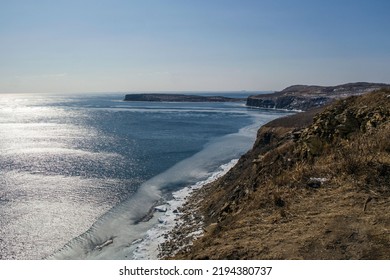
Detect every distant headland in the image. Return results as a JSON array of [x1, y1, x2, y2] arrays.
[[246, 82, 390, 111], [124, 93, 245, 102], [123, 83, 390, 112]]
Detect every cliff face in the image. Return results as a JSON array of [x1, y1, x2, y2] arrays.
[[247, 82, 390, 111], [169, 89, 390, 260]]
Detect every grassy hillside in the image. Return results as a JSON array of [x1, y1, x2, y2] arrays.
[[164, 89, 390, 259]]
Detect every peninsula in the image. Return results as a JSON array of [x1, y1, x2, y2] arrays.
[[123, 83, 390, 112], [124, 93, 245, 102]]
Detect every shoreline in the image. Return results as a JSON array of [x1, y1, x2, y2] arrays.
[[157, 89, 390, 260], [48, 106, 283, 260], [131, 111, 295, 259], [131, 159, 239, 259], [130, 111, 289, 259]]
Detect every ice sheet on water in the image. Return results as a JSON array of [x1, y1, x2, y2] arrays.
[[132, 159, 239, 260]]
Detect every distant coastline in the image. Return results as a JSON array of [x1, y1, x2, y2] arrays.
[[246, 82, 390, 111], [124, 93, 246, 102], [123, 83, 390, 112]]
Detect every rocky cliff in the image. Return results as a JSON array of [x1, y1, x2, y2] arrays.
[[164, 88, 390, 259], [246, 82, 390, 111]]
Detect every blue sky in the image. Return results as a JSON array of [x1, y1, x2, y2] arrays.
[[1, 0, 389, 93]]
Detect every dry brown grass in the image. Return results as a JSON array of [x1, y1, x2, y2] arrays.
[[167, 89, 390, 260]]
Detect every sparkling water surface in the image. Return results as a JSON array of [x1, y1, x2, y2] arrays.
[[0, 93, 288, 259]]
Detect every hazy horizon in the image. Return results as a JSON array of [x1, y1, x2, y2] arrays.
[[1, 0, 389, 93]]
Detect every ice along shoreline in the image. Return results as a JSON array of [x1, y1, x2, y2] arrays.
[[132, 159, 239, 259]]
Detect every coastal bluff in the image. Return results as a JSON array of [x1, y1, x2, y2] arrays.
[[124, 93, 245, 102], [247, 82, 390, 111], [162, 87, 390, 260]]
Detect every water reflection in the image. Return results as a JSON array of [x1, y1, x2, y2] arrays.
[[0, 94, 137, 259]]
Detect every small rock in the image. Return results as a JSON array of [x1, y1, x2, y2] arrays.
[[307, 177, 327, 188]]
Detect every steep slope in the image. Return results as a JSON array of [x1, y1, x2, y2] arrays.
[[166, 89, 390, 259]]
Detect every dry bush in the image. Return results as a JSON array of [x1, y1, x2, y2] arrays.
[[329, 122, 390, 192]]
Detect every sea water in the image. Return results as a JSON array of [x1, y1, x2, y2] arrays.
[[0, 93, 288, 259]]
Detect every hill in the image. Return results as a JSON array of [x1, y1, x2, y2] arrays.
[[247, 82, 390, 111], [162, 88, 390, 259]]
